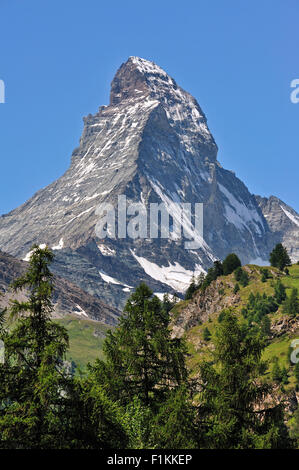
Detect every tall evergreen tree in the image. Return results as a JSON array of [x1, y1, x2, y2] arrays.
[[0, 245, 126, 449], [274, 280, 287, 304], [283, 288, 299, 317], [185, 276, 197, 300], [198, 309, 293, 449], [222, 253, 242, 276], [269, 244, 291, 271], [92, 283, 188, 408], [0, 245, 70, 448]]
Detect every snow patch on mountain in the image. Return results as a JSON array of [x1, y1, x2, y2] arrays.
[[52, 238, 64, 250], [99, 271, 133, 289], [130, 250, 205, 292], [73, 304, 88, 318], [280, 206, 299, 227], [219, 184, 263, 234], [97, 244, 116, 256]]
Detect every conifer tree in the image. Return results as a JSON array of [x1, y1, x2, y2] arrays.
[[198, 310, 293, 448], [92, 283, 188, 408], [0, 246, 70, 448], [274, 280, 287, 304], [185, 276, 197, 300], [283, 288, 299, 317], [222, 253, 241, 276], [0, 246, 126, 449], [270, 244, 291, 271]]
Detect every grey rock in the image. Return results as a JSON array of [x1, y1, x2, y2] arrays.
[[255, 195, 299, 263], [0, 57, 296, 307], [0, 250, 120, 325]]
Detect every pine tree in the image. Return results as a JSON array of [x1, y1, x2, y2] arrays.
[[203, 327, 212, 341], [261, 315, 271, 338], [149, 386, 199, 448], [233, 283, 240, 294], [92, 283, 188, 408], [0, 246, 127, 449], [185, 276, 197, 300], [234, 266, 243, 282], [213, 260, 224, 277], [198, 310, 293, 448], [261, 268, 269, 283], [274, 280, 286, 304], [269, 244, 291, 271], [283, 288, 299, 317], [272, 361, 282, 383], [0, 245, 70, 448], [222, 253, 242, 276], [239, 270, 249, 287]]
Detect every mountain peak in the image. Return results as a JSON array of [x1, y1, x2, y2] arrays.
[[109, 57, 214, 150], [110, 56, 169, 105]]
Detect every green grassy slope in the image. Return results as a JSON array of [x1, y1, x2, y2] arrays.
[[54, 265, 299, 380], [171, 264, 299, 391], [56, 315, 112, 370]]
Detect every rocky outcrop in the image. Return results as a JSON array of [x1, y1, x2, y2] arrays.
[[171, 277, 241, 338], [255, 195, 299, 263], [271, 315, 299, 337], [0, 250, 120, 325]]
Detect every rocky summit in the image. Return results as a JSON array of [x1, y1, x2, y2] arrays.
[[0, 57, 298, 309]]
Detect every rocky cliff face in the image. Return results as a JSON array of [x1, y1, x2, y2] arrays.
[[255, 195, 299, 263], [0, 251, 120, 325], [0, 57, 294, 308]]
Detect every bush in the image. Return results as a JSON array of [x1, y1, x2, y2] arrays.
[[218, 310, 226, 323], [261, 268, 269, 282], [203, 327, 212, 341], [283, 288, 299, 317], [274, 280, 286, 304], [234, 266, 242, 281], [233, 283, 240, 294], [239, 270, 249, 287], [185, 279, 197, 300]]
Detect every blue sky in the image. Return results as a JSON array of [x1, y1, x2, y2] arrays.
[[0, 0, 298, 214]]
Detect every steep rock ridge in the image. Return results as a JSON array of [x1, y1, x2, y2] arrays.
[[0, 57, 282, 307], [255, 195, 299, 263], [0, 251, 120, 325]]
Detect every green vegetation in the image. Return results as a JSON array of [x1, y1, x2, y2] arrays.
[[222, 253, 241, 275], [270, 243, 291, 271], [184, 253, 244, 298], [177, 245, 299, 446], [57, 316, 110, 369], [283, 288, 299, 317], [203, 327, 211, 341], [0, 244, 298, 449], [199, 310, 293, 448], [0, 246, 127, 449], [234, 266, 249, 287]]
